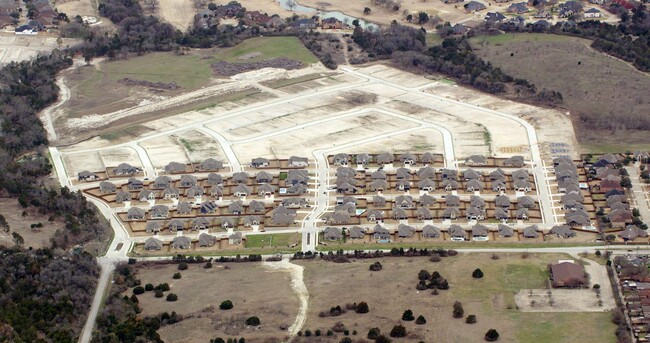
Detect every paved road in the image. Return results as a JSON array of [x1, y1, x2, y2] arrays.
[[627, 164, 650, 225], [78, 259, 115, 343]]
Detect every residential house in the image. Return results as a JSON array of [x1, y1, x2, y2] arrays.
[[495, 195, 511, 208], [600, 179, 623, 193], [442, 179, 459, 191], [145, 221, 162, 233], [282, 197, 308, 209], [199, 158, 223, 171], [243, 215, 261, 227], [200, 201, 218, 214], [127, 207, 146, 220], [376, 153, 394, 165], [153, 176, 172, 189], [210, 185, 224, 198], [99, 181, 117, 193], [512, 169, 529, 180], [267, 15, 287, 28], [441, 168, 458, 180], [207, 173, 224, 186], [144, 237, 163, 251], [233, 184, 252, 197], [150, 205, 169, 219], [419, 194, 436, 207], [605, 189, 625, 198], [78, 170, 99, 181], [492, 180, 507, 192], [336, 167, 356, 178], [422, 225, 441, 238], [609, 209, 633, 227], [251, 157, 270, 168], [421, 152, 436, 165], [165, 162, 186, 174], [333, 153, 349, 166], [418, 179, 436, 192], [177, 202, 192, 215], [255, 171, 274, 184], [494, 207, 509, 221], [443, 207, 461, 220], [416, 207, 434, 220], [400, 153, 417, 166], [472, 224, 489, 239], [228, 232, 244, 245], [367, 209, 385, 222], [550, 262, 586, 288], [516, 207, 529, 220], [323, 227, 343, 240], [244, 10, 270, 24], [463, 168, 482, 180], [619, 225, 648, 241], [356, 153, 371, 165], [550, 224, 576, 238], [558, 0, 583, 17], [180, 175, 198, 187], [116, 191, 132, 203], [452, 23, 469, 35], [504, 155, 525, 167], [292, 18, 317, 29], [321, 17, 342, 29], [171, 236, 192, 249], [485, 11, 507, 23], [448, 225, 466, 240], [113, 163, 140, 176], [185, 186, 204, 199], [286, 184, 308, 195], [489, 169, 506, 181], [392, 207, 409, 220], [162, 187, 181, 200], [228, 201, 244, 214], [498, 224, 514, 237], [373, 196, 387, 207], [523, 225, 539, 238], [398, 224, 416, 238], [446, 194, 461, 207], [169, 219, 185, 232], [349, 226, 366, 239], [127, 178, 144, 190], [336, 182, 357, 194], [368, 179, 388, 192], [337, 196, 358, 206], [373, 225, 391, 241], [192, 217, 211, 230], [249, 200, 266, 213], [15, 25, 37, 35], [464, 1, 487, 12], [198, 233, 216, 247], [466, 207, 485, 220], [470, 195, 485, 209], [395, 195, 415, 209], [138, 190, 156, 202], [514, 179, 531, 192], [517, 196, 535, 208], [286, 170, 309, 185], [396, 168, 412, 180], [221, 217, 236, 229], [565, 211, 590, 227], [466, 179, 484, 192], [417, 166, 436, 180], [464, 154, 487, 165], [288, 156, 309, 167], [232, 172, 250, 184], [326, 211, 351, 224]]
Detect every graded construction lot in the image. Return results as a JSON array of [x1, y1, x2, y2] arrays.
[[0, 33, 80, 67], [296, 253, 616, 343], [129, 262, 299, 342], [470, 33, 650, 150]]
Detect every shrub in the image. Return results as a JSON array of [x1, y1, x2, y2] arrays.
[[418, 270, 431, 280], [430, 253, 441, 262], [178, 262, 188, 270], [416, 315, 427, 324], [327, 330, 333, 336], [447, 249, 458, 256], [156, 283, 170, 291], [145, 283, 154, 291], [390, 325, 407, 338], [485, 329, 499, 341], [155, 290, 164, 298], [332, 321, 346, 332], [340, 338, 352, 343], [368, 327, 381, 339], [402, 309, 415, 321], [375, 335, 392, 343], [593, 284, 601, 289], [343, 329, 349, 336], [356, 301, 369, 314], [315, 329, 322, 336], [166, 293, 178, 302], [466, 315, 477, 324], [173, 272, 182, 279], [369, 261, 383, 271], [491, 253, 499, 260], [472, 268, 484, 279], [220, 300, 234, 310], [204, 262, 213, 269], [245, 316, 261, 326], [453, 301, 464, 318], [133, 286, 145, 295]]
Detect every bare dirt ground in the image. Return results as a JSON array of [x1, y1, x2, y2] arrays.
[[132, 262, 298, 342], [0, 33, 80, 67], [62, 151, 105, 175], [295, 253, 615, 343], [56, 0, 98, 17], [174, 130, 226, 163], [157, 0, 196, 31], [0, 198, 64, 249], [97, 147, 143, 169], [140, 135, 190, 168]]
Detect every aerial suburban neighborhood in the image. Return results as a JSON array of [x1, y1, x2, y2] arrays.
[[0, 0, 649, 341]]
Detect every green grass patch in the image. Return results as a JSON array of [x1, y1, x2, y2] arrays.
[[179, 138, 195, 153], [99, 124, 149, 141], [426, 32, 443, 47], [279, 172, 288, 180], [316, 241, 604, 251], [513, 312, 616, 343], [244, 233, 301, 249], [215, 37, 319, 64]]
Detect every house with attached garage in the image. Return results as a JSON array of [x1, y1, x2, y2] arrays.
[[466, 179, 484, 192], [127, 207, 146, 220], [492, 180, 507, 192], [336, 182, 357, 194], [243, 215, 261, 227], [282, 197, 309, 209], [145, 221, 162, 233], [373, 195, 386, 207], [180, 175, 198, 187], [114, 163, 140, 176], [172, 236, 192, 250], [150, 205, 169, 219], [550, 261, 586, 288], [116, 191, 132, 203], [221, 217, 236, 229], [321, 17, 343, 29], [138, 190, 156, 202], [446, 194, 461, 207], [523, 225, 539, 238], [337, 167, 356, 178], [395, 195, 415, 209], [288, 156, 309, 168], [256, 171, 273, 184], [400, 153, 417, 166], [470, 195, 485, 209], [248, 200, 266, 213], [442, 179, 459, 191], [199, 233, 216, 247], [100, 181, 117, 193], [258, 183, 277, 197], [396, 180, 411, 191], [127, 178, 144, 190], [419, 194, 436, 207], [376, 153, 394, 165], [464, 1, 486, 12], [177, 202, 192, 215], [165, 162, 186, 174], [516, 207, 529, 220], [418, 179, 436, 192], [489, 169, 506, 181], [333, 153, 349, 166], [484, 11, 507, 23], [514, 179, 531, 192], [396, 168, 412, 180], [154, 176, 172, 189], [443, 207, 461, 220], [369, 179, 388, 192], [228, 201, 244, 215], [185, 186, 204, 200], [193, 217, 211, 230], [231, 172, 250, 184], [229, 232, 244, 245], [207, 173, 223, 186], [398, 224, 416, 238], [448, 225, 466, 240], [373, 225, 391, 241], [584, 7, 601, 17], [416, 207, 434, 220], [356, 153, 371, 166], [323, 227, 343, 240], [233, 184, 252, 197], [198, 158, 223, 171], [464, 154, 487, 166], [504, 155, 525, 167], [498, 224, 514, 237], [251, 157, 270, 168], [466, 206, 485, 220], [463, 168, 482, 181], [417, 166, 436, 180], [422, 225, 441, 238], [472, 224, 489, 240], [494, 207, 509, 221], [144, 237, 163, 251], [495, 195, 510, 208], [286, 184, 308, 195], [326, 211, 351, 225], [210, 185, 224, 199], [441, 168, 458, 180], [162, 187, 180, 200], [169, 219, 185, 232], [78, 170, 99, 181], [367, 209, 385, 222], [200, 201, 218, 214], [349, 226, 366, 239], [392, 207, 409, 220]]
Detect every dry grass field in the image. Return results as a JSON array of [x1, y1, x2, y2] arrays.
[[0, 198, 65, 249], [296, 253, 616, 343], [157, 0, 196, 31], [470, 33, 650, 151], [131, 262, 299, 342]]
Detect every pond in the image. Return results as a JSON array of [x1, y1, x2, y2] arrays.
[[276, 0, 379, 31]]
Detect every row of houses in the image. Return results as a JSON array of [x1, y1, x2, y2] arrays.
[[321, 222, 574, 242], [616, 255, 650, 341], [553, 156, 593, 227], [142, 232, 243, 251]]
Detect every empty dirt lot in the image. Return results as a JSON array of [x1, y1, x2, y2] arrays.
[[296, 253, 616, 343], [471, 33, 650, 152], [131, 262, 299, 342], [0, 33, 80, 67]]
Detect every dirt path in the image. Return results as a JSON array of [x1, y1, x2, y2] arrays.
[[263, 259, 308, 342], [40, 76, 70, 141]]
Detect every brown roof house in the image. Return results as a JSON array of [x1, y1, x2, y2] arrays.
[[550, 262, 587, 288]]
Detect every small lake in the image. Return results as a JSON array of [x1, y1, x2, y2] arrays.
[[276, 0, 379, 31]]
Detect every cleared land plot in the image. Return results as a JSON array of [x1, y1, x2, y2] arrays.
[[0, 34, 80, 66], [349, 128, 444, 154], [174, 130, 226, 163], [131, 262, 298, 342], [470, 33, 650, 149], [140, 136, 190, 168], [0, 198, 64, 249], [97, 147, 143, 172], [157, 0, 196, 31], [56, 0, 98, 17], [297, 253, 616, 342], [244, 232, 301, 249], [62, 151, 104, 176], [231, 111, 419, 162]]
